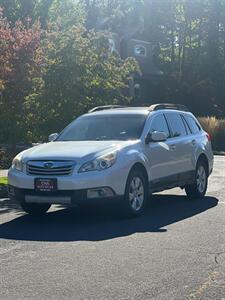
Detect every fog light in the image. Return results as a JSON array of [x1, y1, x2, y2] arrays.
[[87, 187, 115, 199]]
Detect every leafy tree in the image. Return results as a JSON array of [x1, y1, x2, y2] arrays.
[[0, 8, 44, 144], [25, 24, 139, 141], [2, 0, 225, 145], [0, 0, 36, 23]]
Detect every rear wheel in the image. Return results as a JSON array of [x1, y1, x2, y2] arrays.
[[123, 169, 148, 217], [21, 202, 51, 216], [185, 160, 208, 199]]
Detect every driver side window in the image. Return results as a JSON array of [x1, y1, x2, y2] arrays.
[[150, 114, 170, 137]]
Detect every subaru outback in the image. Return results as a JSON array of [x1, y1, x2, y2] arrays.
[[8, 104, 214, 217]]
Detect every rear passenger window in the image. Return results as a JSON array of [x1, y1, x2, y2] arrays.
[[181, 115, 192, 135], [165, 113, 187, 137], [184, 116, 201, 134], [150, 114, 170, 137]]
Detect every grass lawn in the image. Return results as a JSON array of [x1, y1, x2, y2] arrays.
[[0, 177, 8, 185]]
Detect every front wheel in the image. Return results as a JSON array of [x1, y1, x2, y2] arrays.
[[20, 202, 51, 216], [123, 169, 148, 217], [185, 160, 208, 199]]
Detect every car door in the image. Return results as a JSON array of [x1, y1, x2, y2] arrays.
[[183, 114, 203, 171], [164, 112, 194, 180], [144, 113, 174, 185]]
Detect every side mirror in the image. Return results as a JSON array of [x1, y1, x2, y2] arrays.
[[48, 133, 58, 142], [145, 131, 167, 144]]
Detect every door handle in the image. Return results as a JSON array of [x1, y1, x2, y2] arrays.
[[170, 144, 176, 151], [192, 139, 196, 146]]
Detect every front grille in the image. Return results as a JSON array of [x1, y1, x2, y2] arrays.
[[27, 161, 75, 176]]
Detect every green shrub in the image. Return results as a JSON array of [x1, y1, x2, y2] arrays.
[[0, 149, 14, 169]]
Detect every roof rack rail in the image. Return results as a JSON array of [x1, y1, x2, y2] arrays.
[[88, 105, 127, 113], [148, 103, 189, 112]]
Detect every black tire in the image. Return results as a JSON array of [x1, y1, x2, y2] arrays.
[[123, 168, 148, 217], [185, 160, 208, 199], [20, 202, 51, 216]]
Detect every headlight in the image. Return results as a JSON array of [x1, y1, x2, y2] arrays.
[[79, 151, 117, 173], [12, 156, 24, 172]]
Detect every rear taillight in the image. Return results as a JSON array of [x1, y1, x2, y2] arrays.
[[206, 133, 212, 142]]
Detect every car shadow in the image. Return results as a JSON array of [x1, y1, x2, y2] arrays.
[[0, 194, 218, 242]]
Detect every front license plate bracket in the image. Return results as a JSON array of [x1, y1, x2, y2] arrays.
[[35, 178, 57, 192]]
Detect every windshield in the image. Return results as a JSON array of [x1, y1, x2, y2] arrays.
[[57, 114, 147, 141]]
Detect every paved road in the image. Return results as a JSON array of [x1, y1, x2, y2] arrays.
[[0, 157, 225, 299]]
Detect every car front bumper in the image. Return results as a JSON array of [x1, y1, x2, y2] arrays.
[[8, 165, 129, 205], [8, 185, 122, 206]]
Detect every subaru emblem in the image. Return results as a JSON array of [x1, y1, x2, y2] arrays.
[[44, 162, 54, 169]]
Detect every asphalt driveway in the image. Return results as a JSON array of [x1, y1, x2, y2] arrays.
[[0, 156, 225, 299]]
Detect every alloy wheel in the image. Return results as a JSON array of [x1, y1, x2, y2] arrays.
[[128, 176, 145, 212], [196, 165, 207, 194]]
